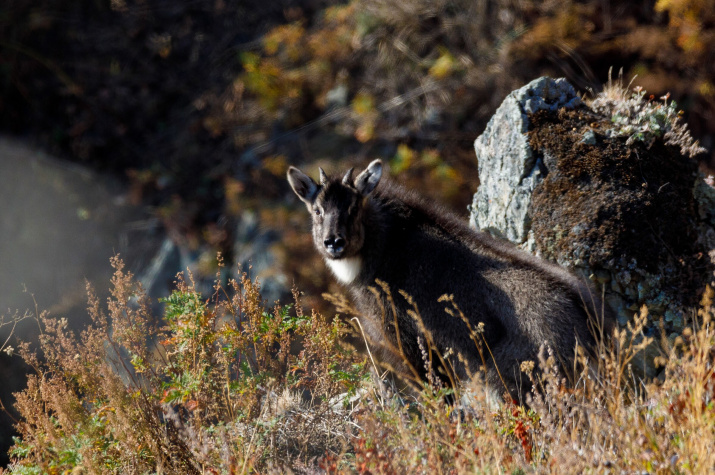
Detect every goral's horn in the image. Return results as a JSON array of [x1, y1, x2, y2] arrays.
[[342, 167, 354, 185], [319, 167, 328, 185]]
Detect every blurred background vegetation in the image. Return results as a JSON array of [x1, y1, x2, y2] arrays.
[[3, 0, 715, 307]]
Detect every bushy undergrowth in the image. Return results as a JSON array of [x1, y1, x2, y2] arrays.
[[5, 257, 365, 473], [5, 257, 715, 473]]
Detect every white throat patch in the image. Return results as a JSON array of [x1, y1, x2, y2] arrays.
[[325, 256, 362, 284]]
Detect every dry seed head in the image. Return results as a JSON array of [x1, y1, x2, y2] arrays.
[[520, 361, 535, 375], [653, 356, 668, 368]]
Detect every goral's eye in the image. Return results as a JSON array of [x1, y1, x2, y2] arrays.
[[314, 207, 322, 216]]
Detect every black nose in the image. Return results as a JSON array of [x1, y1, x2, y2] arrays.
[[324, 236, 345, 251]]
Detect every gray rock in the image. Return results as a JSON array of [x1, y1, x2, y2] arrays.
[[470, 77, 581, 243], [234, 210, 288, 305], [616, 308, 632, 327], [468, 77, 713, 350], [581, 129, 597, 145]]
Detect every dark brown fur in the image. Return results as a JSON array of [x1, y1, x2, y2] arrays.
[[288, 160, 612, 402]]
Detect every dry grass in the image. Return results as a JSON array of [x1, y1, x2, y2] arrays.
[[323, 285, 715, 473], [4, 256, 365, 473], [4, 256, 715, 473]]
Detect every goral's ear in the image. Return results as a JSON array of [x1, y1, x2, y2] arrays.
[[287, 166, 319, 205], [354, 159, 383, 196]]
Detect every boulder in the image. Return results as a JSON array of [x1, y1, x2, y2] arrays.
[[470, 77, 581, 243], [469, 77, 712, 345]]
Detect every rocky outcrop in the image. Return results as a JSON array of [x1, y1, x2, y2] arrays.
[[470, 77, 582, 243], [469, 77, 712, 345]]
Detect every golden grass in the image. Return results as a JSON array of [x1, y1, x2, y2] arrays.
[[3, 257, 714, 473]]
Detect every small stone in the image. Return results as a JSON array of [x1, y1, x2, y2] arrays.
[[610, 279, 622, 293], [616, 270, 632, 286], [581, 129, 597, 145], [637, 281, 652, 300], [617, 308, 631, 326], [571, 223, 587, 236], [672, 312, 684, 330], [625, 284, 638, 299]]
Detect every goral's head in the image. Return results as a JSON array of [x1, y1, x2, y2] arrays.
[[287, 159, 383, 260]]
